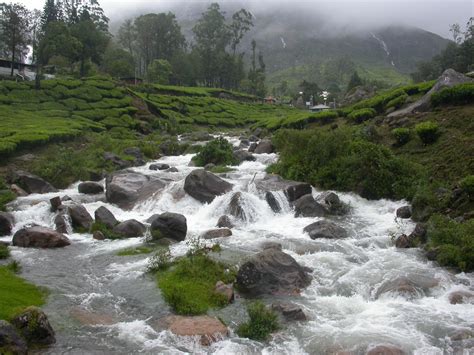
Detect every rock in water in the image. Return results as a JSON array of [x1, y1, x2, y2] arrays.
[[367, 345, 406, 355], [316, 191, 349, 215], [67, 204, 93, 231], [216, 215, 234, 228], [294, 194, 327, 217], [0, 320, 28, 355], [265, 192, 281, 213], [106, 171, 166, 210], [375, 276, 439, 299], [167, 316, 228, 346], [8, 170, 57, 194], [149, 163, 170, 171], [10, 307, 56, 346], [271, 303, 307, 321], [0, 212, 14, 236], [12, 226, 70, 248], [254, 140, 274, 154], [227, 192, 246, 220], [94, 206, 118, 229], [255, 175, 311, 202], [112, 220, 146, 238], [396, 206, 412, 219], [184, 170, 233, 203], [78, 181, 104, 194], [448, 290, 474, 304], [150, 212, 187, 241], [303, 220, 348, 239], [201, 228, 232, 239], [233, 150, 256, 163], [236, 248, 311, 296]]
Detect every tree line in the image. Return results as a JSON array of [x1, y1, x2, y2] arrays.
[[0, 1, 267, 96]]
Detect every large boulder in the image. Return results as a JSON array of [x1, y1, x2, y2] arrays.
[[106, 171, 166, 210], [10, 307, 55, 346], [396, 206, 412, 219], [389, 69, 473, 117], [316, 192, 349, 215], [112, 219, 146, 238], [294, 194, 327, 217], [0, 320, 28, 355], [216, 215, 234, 229], [150, 212, 187, 242], [254, 140, 274, 154], [94, 206, 118, 229], [67, 204, 93, 231], [201, 228, 232, 239], [255, 175, 311, 202], [12, 226, 70, 248], [303, 220, 348, 239], [233, 150, 256, 163], [167, 316, 228, 346], [0, 212, 14, 236], [8, 170, 57, 194], [236, 248, 311, 296], [184, 170, 233, 204], [265, 192, 281, 213], [78, 181, 104, 195]]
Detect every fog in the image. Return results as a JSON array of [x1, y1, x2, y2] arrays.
[[20, 0, 472, 39]]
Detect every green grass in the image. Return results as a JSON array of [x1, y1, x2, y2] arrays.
[[236, 302, 280, 341], [156, 254, 235, 315], [0, 265, 46, 320], [117, 246, 154, 256], [138, 84, 257, 100], [0, 243, 9, 259], [209, 165, 235, 173]]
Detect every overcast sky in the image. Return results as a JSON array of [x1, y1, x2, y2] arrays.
[[20, 0, 473, 39]]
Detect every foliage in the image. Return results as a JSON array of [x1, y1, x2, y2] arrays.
[[0, 243, 9, 259], [271, 128, 421, 200], [347, 108, 376, 123], [236, 302, 280, 341], [347, 71, 363, 92], [0, 178, 15, 211], [90, 221, 123, 240], [460, 175, 474, 198], [156, 253, 235, 315], [147, 59, 172, 84], [116, 246, 153, 256], [392, 128, 411, 146], [192, 137, 237, 167], [0, 265, 45, 320], [431, 83, 474, 106], [426, 214, 474, 271], [147, 247, 172, 272], [415, 121, 439, 144]]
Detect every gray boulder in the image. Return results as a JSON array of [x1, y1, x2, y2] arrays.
[[255, 175, 311, 202], [271, 303, 307, 322], [294, 194, 327, 217], [150, 212, 187, 242], [233, 150, 256, 163], [184, 170, 233, 203], [217, 215, 234, 229], [303, 220, 348, 239], [10, 307, 56, 346], [106, 171, 166, 210], [254, 140, 274, 154], [112, 220, 146, 238], [49, 196, 62, 212], [317, 191, 349, 215], [236, 248, 311, 296], [265, 191, 281, 213], [0, 320, 28, 354], [150, 163, 170, 171], [94, 206, 118, 229], [396, 206, 412, 219], [227, 192, 245, 220], [8, 170, 57, 194], [248, 142, 257, 153], [68, 204, 93, 231], [0, 212, 14, 236], [12, 226, 70, 248], [78, 181, 104, 194], [201, 228, 232, 239]]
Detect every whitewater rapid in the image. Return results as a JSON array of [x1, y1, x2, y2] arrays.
[[1, 136, 473, 354]]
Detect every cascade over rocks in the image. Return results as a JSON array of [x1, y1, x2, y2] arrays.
[[303, 220, 348, 239], [294, 194, 327, 217], [0, 212, 14, 236], [78, 182, 104, 195], [236, 248, 311, 296], [12, 226, 70, 248], [216, 215, 234, 229], [149, 212, 187, 241], [68, 204, 93, 231], [255, 175, 311, 202], [10, 307, 56, 346], [184, 170, 233, 203], [167, 316, 228, 346], [0, 320, 28, 355], [112, 220, 146, 238], [94, 206, 118, 229], [8, 170, 57, 194], [227, 192, 246, 220], [106, 171, 166, 210], [201, 228, 232, 239]]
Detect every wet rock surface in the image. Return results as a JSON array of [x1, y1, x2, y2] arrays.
[[0, 212, 14, 236], [303, 220, 348, 239], [78, 181, 104, 195], [10, 307, 56, 346], [12, 226, 70, 248], [184, 169, 233, 203], [149, 212, 187, 241], [8, 170, 57, 194], [167, 316, 228, 346]]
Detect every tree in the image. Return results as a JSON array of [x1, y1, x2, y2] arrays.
[[30, 9, 42, 64], [230, 9, 253, 56], [101, 43, 134, 78], [0, 3, 31, 76], [299, 80, 320, 103], [41, 0, 61, 32], [450, 23, 462, 44], [246, 40, 266, 97], [147, 59, 172, 84], [118, 18, 136, 57], [347, 71, 363, 92]]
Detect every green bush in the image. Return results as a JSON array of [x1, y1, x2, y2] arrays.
[[90, 221, 123, 239], [192, 137, 238, 167], [0, 244, 9, 259], [426, 214, 474, 271], [460, 175, 474, 198], [0, 178, 15, 211], [385, 93, 408, 110], [236, 302, 280, 341], [411, 183, 448, 222], [392, 128, 411, 146], [415, 121, 439, 144], [431, 83, 474, 106], [147, 247, 172, 272], [347, 108, 376, 123]]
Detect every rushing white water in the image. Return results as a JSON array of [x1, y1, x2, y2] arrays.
[[1, 136, 473, 354]]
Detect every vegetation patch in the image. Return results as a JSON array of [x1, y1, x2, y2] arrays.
[[236, 302, 280, 341], [117, 246, 154, 256], [415, 121, 439, 145], [0, 265, 46, 320], [0, 243, 9, 259], [431, 83, 474, 106], [0, 178, 15, 211], [347, 108, 376, 123], [90, 221, 123, 240], [192, 138, 238, 167], [391, 128, 411, 146]]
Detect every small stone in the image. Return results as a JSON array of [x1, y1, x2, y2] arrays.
[[150, 163, 170, 171], [93, 231, 106, 240], [396, 206, 412, 219], [214, 281, 234, 303], [271, 303, 307, 321], [50, 196, 62, 212], [217, 215, 234, 229], [201, 228, 232, 239]]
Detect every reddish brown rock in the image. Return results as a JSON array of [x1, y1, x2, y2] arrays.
[[448, 290, 474, 305], [12, 226, 70, 248], [167, 316, 228, 346], [367, 345, 405, 355]]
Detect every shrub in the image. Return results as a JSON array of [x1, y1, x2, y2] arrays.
[[431, 83, 474, 106], [0, 178, 15, 211], [0, 243, 9, 259], [90, 221, 123, 240], [147, 247, 172, 272], [411, 182, 448, 222], [192, 137, 238, 167], [415, 121, 439, 144], [385, 93, 408, 110], [236, 302, 280, 341], [426, 214, 474, 271], [347, 108, 376, 123], [460, 175, 474, 198], [392, 128, 411, 146]]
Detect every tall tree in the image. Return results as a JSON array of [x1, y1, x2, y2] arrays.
[[347, 71, 363, 92], [41, 0, 61, 31], [229, 9, 253, 56], [118, 19, 136, 57], [0, 2, 31, 76]]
